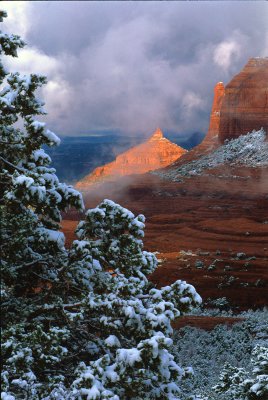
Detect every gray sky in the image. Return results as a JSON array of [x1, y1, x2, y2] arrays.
[[2, 1, 268, 138]]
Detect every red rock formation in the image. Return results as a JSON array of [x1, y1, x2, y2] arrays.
[[219, 57, 268, 142], [163, 57, 268, 172], [204, 82, 225, 144], [63, 58, 268, 311], [162, 82, 225, 171], [76, 128, 186, 190]]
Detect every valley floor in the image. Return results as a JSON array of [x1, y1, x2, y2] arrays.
[[62, 164, 268, 311]]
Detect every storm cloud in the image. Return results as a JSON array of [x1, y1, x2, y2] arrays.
[[2, 1, 268, 138]]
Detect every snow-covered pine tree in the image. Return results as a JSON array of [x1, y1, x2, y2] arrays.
[[1, 12, 201, 399], [213, 345, 268, 399]]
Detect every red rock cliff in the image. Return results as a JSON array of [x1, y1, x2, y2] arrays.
[[219, 57, 268, 142], [205, 82, 225, 144], [76, 128, 186, 189]]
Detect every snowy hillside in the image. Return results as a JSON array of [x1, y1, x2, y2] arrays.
[[155, 129, 268, 181]]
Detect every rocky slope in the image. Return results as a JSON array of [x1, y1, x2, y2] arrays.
[[155, 129, 268, 181], [76, 128, 186, 190]]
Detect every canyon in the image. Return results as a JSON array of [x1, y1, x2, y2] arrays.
[[63, 57, 268, 313]]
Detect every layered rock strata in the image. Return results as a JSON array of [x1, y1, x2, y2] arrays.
[[219, 57, 268, 142]]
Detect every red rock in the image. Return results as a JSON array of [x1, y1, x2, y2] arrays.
[[204, 82, 225, 145], [75, 128, 186, 190], [219, 57, 268, 142], [162, 57, 268, 171]]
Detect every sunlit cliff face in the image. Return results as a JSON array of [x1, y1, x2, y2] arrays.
[[75, 128, 187, 189], [206, 82, 225, 140]]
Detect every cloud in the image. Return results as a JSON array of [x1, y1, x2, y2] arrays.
[[1, 1, 31, 37], [213, 40, 241, 71], [213, 31, 247, 72], [261, 33, 268, 57], [1, 1, 268, 137], [6, 47, 61, 76], [42, 79, 73, 124], [3, 46, 72, 130], [182, 92, 205, 118]]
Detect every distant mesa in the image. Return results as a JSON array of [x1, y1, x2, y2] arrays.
[[75, 128, 187, 190]]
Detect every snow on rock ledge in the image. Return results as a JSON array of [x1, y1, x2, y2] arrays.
[[154, 129, 268, 181]]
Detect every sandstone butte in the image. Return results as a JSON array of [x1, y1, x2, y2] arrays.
[[219, 57, 268, 142], [163, 57, 268, 171], [75, 128, 187, 190]]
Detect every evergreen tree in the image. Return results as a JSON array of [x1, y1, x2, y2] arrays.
[[1, 12, 201, 399], [214, 345, 268, 400]]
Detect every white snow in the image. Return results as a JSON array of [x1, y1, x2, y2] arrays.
[[13, 175, 34, 188], [0, 88, 18, 106], [31, 120, 46, 131], [21, 75, 31, 90], [104, 335, 121, 348], [43, 129, 61, 146], [155, 129, 268, 181], [1, 393, 16, 400], [29, 185, 46, 201], [39, 228, 65, 249], [31, 149, 51, 164], [30, 121, 60, 146], [117, 348, 141, 366]]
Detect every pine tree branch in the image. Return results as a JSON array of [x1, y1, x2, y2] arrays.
[[31, 271, 54, 283], [62, 302, 82, 310], [0, 155, 25, 172], [0, 140, 21, 144]]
